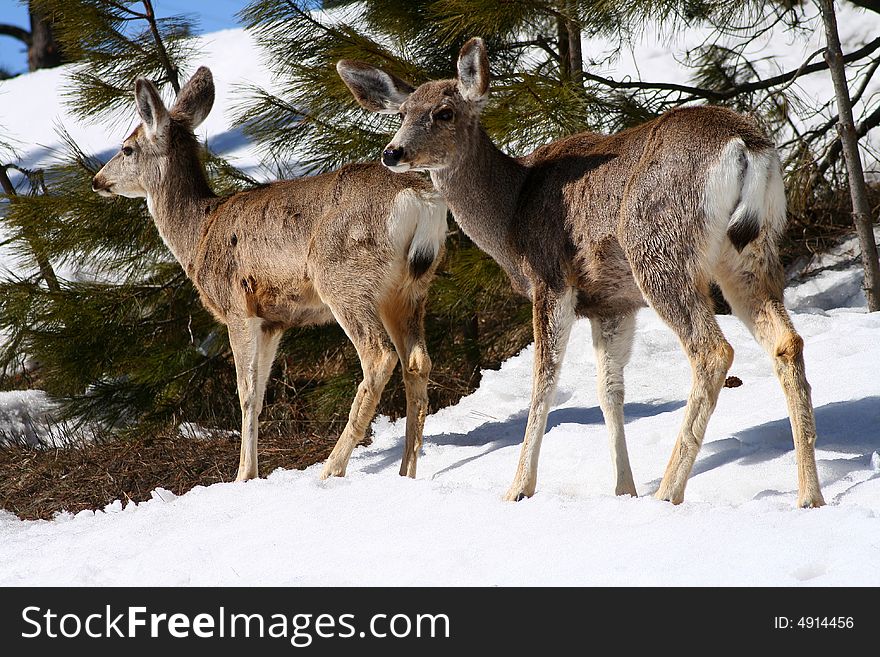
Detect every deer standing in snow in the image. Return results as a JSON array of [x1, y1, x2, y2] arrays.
[[338, 38, 825, 507], [92, 66, 447, 483]]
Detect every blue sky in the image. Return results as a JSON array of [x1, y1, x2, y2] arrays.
[[0, 1, 247, 76]]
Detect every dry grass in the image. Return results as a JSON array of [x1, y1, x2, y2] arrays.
[[0, 427, 347, 521]]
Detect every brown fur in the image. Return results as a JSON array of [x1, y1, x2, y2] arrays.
[[338, 38, 825, 507], [93, 67, 447, 483]]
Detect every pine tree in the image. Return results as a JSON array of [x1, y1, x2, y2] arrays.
[[0, 1, 247, 438], [2, 0, 876, 449], [0, 0, 69, 74]]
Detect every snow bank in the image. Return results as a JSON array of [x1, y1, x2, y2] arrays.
[[1, 299, 878, 586]]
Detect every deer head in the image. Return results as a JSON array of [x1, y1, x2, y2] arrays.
[[92, 66, 215, 198], [337, 37, 490, 172]]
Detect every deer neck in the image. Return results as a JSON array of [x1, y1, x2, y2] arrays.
[[430, 125, 528, 288], [146, 150, 216, 274]]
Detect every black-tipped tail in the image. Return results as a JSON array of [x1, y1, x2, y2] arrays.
[[727, 210, 760, 252], [408, 247, 437, 278]]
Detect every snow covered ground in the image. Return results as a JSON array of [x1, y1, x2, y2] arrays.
[[1, 11, 879, 586], [1, 256, 878, 586]]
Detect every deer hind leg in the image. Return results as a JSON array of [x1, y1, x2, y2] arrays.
[[320, 306, 398, 479], [656, 319, 733, 504], [591, 312, 638, 496], [505, 285, 576, 501], [382, 293, 431, 478], [628, 253, 733, 503], [229, 317, 281, 482], [715, 247, 825, 507]]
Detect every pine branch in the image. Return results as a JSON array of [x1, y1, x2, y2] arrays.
[[0, 165, 60, 292], [497, 38, 560, 62], [582, 34, 880, 102], [0, 24, 31, 45], [105, 1, 148, 20], [816, 99, 880, 176], [782, 55, 880, 151], [142, 0, 179, 93]]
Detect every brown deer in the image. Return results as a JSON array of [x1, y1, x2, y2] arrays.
[[92, 66, 447, 483], [338, 38, 825, 507]]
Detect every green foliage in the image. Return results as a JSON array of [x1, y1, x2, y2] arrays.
[[1, 0, 873, 447], [0, 1, 240, 438], [0, 129, 242, 433], [31, 0, 200, 124]]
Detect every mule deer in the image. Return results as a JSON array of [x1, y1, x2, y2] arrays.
[[338, 38, 825, 507], [92, 66, 447, 482]]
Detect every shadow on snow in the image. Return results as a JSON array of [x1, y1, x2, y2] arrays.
[[363, 396, 880, 500], [362, 399, 686, 476]]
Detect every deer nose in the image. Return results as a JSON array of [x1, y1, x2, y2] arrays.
[[382, 146, 404, 167], [91, 174, 112, 195]]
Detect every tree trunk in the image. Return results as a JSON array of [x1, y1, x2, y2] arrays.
[[27, 5, 65, 71], [556, 16, 570, 83], [817, 0, 880, 311], [566, 0, 583, 88]]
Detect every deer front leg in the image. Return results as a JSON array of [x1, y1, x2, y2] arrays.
[[505, 286, 576, 501], [228, 317, 278, 482]]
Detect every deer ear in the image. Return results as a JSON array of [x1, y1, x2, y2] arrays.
[[172, 66, 215, 128], [456, 37, 489, 104], [134, 78, 169, 139], [336, 60, 414, 114]]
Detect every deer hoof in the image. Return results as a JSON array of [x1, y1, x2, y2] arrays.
[[798, 493, 825, 509], [320, 461, 347, 480], [503, 487, 533, 502]]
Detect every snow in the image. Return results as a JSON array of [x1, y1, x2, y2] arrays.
[[1, 266, 878, 586], [0, 28, 272, 180], [785, 227, 880, 312], [0, 390, 57, 447], [1, 16, 880, 586]]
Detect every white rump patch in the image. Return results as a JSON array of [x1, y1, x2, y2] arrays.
[[704, 139, 747, 228], [703, 138, 786, 260], [388, 188, 447, 266]]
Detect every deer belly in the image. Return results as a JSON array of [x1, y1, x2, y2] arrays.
[[238, 274, 334, 328], [574, 242, 645, 318]]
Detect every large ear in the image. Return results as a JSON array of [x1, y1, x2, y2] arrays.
[[456, 37, 489, 103], [135, 78, 170, 139], [336, 60, 414, 114], [171, 66, 215, 128]]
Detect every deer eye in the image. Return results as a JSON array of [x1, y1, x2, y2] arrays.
[[122, 146, 134, 156], [433, 108, 454, 121]]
